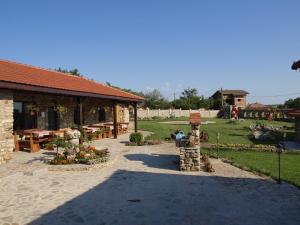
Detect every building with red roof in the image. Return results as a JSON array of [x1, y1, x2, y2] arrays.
[[0, 60, 143, 162], [247, 102, 269, 110]]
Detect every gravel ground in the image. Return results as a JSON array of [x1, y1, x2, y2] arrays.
[[0, 133, 300, 225]]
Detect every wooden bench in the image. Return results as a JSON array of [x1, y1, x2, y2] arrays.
[[14, 129, 65, 153], [14, 130, 47, 153]]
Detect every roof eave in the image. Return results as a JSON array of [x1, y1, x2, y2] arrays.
[[0, 81, 144, 103]]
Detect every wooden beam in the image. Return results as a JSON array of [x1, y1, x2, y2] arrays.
[[134, 103, 138, 133], [113, 102, 118, 139], [78, 97, 84, 125]]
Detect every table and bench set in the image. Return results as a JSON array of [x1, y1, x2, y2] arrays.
[[13, 122, 129, 153]]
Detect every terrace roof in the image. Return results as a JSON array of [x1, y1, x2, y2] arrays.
[[0, 60, 144, 102]]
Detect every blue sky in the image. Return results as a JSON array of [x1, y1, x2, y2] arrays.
[[1, 0, 299, 104]]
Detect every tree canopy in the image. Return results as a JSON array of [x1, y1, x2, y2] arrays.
[[105, 83, 221, 110], [142, 88, 220, 110], [284, 97, 300, 109], [56, 68, 81, 76], [105, 82, 144, 97], [143, 89, 170, 109]]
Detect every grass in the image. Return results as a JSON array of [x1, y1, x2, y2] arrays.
[[138, 118, 299, 187], [139, 118, 294, 145], [202, 148, 300, 188]]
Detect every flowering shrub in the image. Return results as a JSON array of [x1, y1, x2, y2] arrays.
[[49, 145, 109, 165]]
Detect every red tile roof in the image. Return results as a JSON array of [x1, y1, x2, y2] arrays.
[[0, 60, 144, 101], [247, 102, 269, 109]]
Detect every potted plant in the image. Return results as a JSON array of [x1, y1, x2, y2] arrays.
[[25, 103, 40, 115], [54, 104, 68, 115]]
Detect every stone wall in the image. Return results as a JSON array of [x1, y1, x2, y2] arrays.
[[14, 92, 78, 129], [233, 96, 247, 109], [0, 90, 14, 164], [179, 147, 201, 171], [13, 91, 127, 130], [137, 108, 219, 119]]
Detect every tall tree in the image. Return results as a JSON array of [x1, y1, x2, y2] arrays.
[[284, 97, 300, 108], [143, 89, 170, 109], [181, 88, 198, 99]]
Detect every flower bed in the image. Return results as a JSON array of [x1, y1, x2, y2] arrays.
[[50, 146, 109, 165], [208, 143, 276, 152]]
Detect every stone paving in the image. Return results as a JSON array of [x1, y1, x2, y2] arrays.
[[0, 134, 300, 225]]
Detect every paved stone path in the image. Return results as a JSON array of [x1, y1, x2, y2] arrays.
[[1, 135, 300, 225]]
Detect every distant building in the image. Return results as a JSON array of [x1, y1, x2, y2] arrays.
[[247, 102, 269, 110], [211, 89, 249, 109]]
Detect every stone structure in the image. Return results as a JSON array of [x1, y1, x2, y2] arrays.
[[0, 59, 143, 164], [137, 108, 219, 119], [179, 148, 200, 171], [0, 90, 14, 163], [11, 91, 130, 130], [211, 89, 249, 109], [179, 113, 201, 171], [0, 90, 130, 164]]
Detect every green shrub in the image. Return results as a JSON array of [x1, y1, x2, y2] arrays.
[[129, 132, 144, 145]]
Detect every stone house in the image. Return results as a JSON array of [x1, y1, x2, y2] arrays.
[[0, 60, 143, 163], [289, 110, 300, 143], [211, 89, 249, 109]]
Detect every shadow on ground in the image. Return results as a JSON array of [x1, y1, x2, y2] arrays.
[[28, 170, 300, 225], [125, 153, 178, 170]]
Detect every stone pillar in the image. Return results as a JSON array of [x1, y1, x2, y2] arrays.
[[123, 107, 130, 123], [179, 148, 200, 171], [113, 102, 118, 139], [134, 103, 138, 133], [190, 124, 200, 146], [0, 90, 14, 164]]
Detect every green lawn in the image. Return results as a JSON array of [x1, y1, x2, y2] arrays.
[[138, 118, 299, 187], [202, 148, 300, 187], [139, 118, 294, 145]]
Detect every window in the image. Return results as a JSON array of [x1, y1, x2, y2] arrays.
[[13, 102, 25, 130], [13, 102, 37, 130], [98, 107, 106, 122]]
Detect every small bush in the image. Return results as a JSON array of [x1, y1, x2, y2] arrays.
[[129, 132, 144, 145]]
